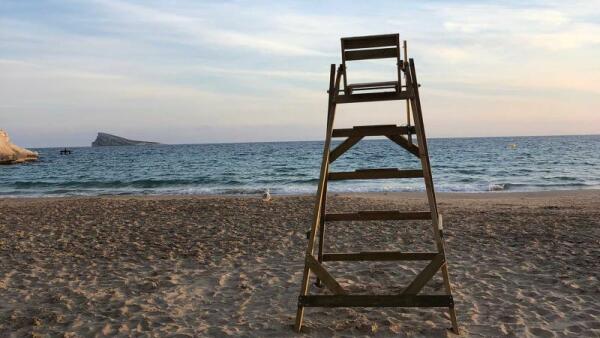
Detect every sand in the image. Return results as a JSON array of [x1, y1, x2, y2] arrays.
[[0, 190, 599, 337]]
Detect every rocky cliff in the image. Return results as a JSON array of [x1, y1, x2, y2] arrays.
[[91, 132, 159, 147], [0, 130, 39, 164]]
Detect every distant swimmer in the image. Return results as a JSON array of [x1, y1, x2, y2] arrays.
[[508, 143, 517, 149]]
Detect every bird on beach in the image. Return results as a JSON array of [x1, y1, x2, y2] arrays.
[[262, 189, 271, 202]]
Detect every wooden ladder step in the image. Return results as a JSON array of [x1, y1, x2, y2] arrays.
[[298, 294, 453, 308], [328, 168, 423, 180], [322, 251, 438, 262], [325, 210, 431, 221], [335, 91, 413, 104], [332, 125, 414, 138]]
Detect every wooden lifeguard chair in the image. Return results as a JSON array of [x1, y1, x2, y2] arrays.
[[294, 33, 459, 334]]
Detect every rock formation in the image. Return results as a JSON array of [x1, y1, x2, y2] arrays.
[[92, 132, 159, 147], [0, 130, 39, 164]]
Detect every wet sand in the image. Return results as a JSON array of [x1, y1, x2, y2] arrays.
[[1, 190, 599, 337]]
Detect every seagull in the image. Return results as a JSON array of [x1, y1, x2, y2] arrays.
[[262, 189, 272, 202]]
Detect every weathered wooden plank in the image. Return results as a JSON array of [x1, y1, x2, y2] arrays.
[[402, 254, 445, 295], [305, 255, 346, 295], [335, 91, 412, 104], [342, 34, 399, 49], [328, 168, 423, 181], [441, 263, 460, 334], [348, 81, 398, 91], [406, 60, 459, 334], [332, 125, 414, 138], [322, 251, 438, 262], [386, 134, 420, 157], [403, 40, 412, 144], [324, 210, 431, 221], [298, 294, 453, 308], [344, 47, 398, 61], [296, 64, 343, 332], [329, 136, 363, 163]]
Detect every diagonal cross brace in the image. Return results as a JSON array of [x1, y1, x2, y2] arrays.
[[306, 255, 347, 295], [401, 254, 445, 295], [329, 135, 363, 163], [386, 134, 420, 157]]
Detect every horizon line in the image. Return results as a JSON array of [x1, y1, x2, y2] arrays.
[[29, 132, 600, 149]]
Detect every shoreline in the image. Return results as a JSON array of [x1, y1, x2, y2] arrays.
[[1, 188, 599, 202]]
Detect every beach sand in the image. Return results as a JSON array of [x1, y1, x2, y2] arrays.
[[1, 190, 599, 337]]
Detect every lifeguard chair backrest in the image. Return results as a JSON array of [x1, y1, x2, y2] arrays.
[[340, 34, 402, 93]]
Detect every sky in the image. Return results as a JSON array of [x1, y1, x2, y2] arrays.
[[1, 0, 600, 147]]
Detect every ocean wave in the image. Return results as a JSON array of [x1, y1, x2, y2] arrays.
[[11, 178, 221, 189], [488, 182, 592, 191], [1, 182, 598, 197], [488, 183, 505, 191], [4, 179, 597, 196], [541, 176, 582, 181]]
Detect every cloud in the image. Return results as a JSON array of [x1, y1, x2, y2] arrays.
[[92, 0, 329, 56], [0, 59, 325, 130], [1, 0, 599, 145], [524, 23, 600, 50], [437, 2, 600, 51], [194, 66, 325, 81]]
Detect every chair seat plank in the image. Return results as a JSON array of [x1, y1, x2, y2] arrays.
[[348, 81, 398, 91], [335, 91, 413, 104]]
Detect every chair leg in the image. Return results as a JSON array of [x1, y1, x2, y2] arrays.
[[441, 264, 460, 334]]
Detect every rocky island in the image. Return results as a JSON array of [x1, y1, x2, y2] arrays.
[[91, 132, 159, 147], [0, 129, 39, 164]]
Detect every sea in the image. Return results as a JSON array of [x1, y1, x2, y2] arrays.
[[1, 135, 599, 197]]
